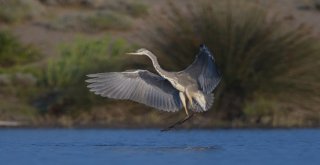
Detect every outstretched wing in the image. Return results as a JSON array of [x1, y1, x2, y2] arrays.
[[86, 70, 182, 112], [180, 44, 221, 94]]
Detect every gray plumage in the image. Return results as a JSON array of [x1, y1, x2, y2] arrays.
[[86, 44, 221, 115], [86, 70, 182, 112], [180, 45, 221, 94]]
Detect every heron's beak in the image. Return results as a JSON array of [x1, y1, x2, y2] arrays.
[[126, 52, 142, 55]]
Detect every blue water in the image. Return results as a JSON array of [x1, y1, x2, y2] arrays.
[[0, 129, 319, 165]]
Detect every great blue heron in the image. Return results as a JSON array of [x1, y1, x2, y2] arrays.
[[86, 44, 221, 130]]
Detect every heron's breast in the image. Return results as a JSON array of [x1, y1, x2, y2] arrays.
[[168, 80, 185, 92]]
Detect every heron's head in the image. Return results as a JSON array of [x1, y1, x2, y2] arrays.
[[190, 90, 207, 111], [127, 48, 150, 56]]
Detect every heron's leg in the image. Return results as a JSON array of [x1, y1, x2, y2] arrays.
[[161, 113, 194, 132], [179, 92, 189, 116], [161, 92, 193, 132], [185, 88, 193, 111]]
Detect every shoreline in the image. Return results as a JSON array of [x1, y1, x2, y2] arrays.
[[1, 121, 319, 129]]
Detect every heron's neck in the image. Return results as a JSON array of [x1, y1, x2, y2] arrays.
[[145, 52, 169, 77]]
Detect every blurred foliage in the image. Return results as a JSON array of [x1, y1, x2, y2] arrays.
[[297, 0, 320, 11], [141, 0, 320, 120], [0, 30, 42, 123], [37, 36, 132, 115], [0, 98, 38, 121], [0, 30, 40, 69], [44, 37, 130, 87], [37, 0, 147, 33], [84, 11, 132, 32], [42, 11, 132, 32], [0, 0, 42, 24], [117, 0, 149, 18], [38, 0, 148, 17], [243, 96, 277, 123]]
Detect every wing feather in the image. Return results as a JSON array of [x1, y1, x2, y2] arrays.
[[86, 70, 182, 112], [181, 44, 222, 93]]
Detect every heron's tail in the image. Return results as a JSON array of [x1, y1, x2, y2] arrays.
[[189, 93, 214, 112]]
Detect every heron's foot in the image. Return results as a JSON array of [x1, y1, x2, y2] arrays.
[[161, 113, 194, 132]]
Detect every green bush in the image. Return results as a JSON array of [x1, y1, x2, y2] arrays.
[[39, 36, 132, 114], [45, 37, 130, 87], [140, 0, 320, 119], [0, 30, 40, 68]]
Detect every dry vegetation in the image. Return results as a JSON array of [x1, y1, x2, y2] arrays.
[[0, 0, 319, 128]]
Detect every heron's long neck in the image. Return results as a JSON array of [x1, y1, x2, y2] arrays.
[[145, 52, 169, 77]]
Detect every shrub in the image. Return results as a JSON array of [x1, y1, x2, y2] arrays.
[[39, 36, 132, 115], [0, 30, 40, 68], [140, 0, 320, 119], [45, 37, 130, 87]]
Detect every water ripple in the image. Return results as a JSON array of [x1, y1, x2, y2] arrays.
[[92, 144, 220, 152]]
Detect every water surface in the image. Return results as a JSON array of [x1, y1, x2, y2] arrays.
[[0, 129, 319, 165]]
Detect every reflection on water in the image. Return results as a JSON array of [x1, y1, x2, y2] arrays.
[[93, 145, 219, 152], [31, 142, 219, 152]]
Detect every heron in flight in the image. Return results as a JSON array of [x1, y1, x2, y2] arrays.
[[86, 44, 221, 130]]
